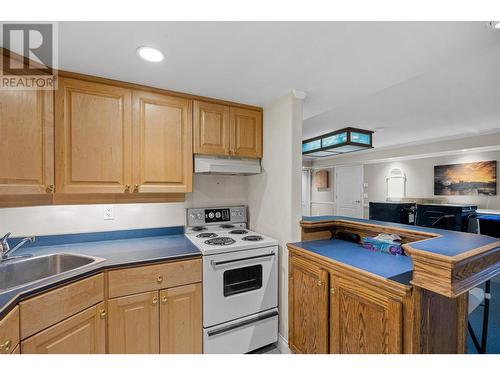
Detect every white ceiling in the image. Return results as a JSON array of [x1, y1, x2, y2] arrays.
[[56, 22, 500, 147]]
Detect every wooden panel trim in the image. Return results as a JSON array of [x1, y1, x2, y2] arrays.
[[0, 306, 19, 354], [58, 70, 262, 112], [19, 274, 104, 339]]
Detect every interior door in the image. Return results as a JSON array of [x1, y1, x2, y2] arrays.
[[336, 165, 363, 218], [132, 90, 192, 193], [302, 170, 311, 216]]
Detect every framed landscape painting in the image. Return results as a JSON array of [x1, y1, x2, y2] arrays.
[[434, 160, 497, 196]]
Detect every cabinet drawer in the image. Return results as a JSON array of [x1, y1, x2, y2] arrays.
[[20, 274, 104, 339], [108, 258, 202, 298], [0, 306, 19, 354]]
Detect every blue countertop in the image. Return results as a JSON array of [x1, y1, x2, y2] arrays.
[[302, 216, 500, 258], [290, 238, 413, 284], [0, 227, 200, 319]]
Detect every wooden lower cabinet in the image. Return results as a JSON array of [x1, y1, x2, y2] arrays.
[[330, 274, 403, 354], [160, 283, 202, 354], [21, 302, 106, 354], [108, 291, 160, 354], [288, 256, 329, 354]]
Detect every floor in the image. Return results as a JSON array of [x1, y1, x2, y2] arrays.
[[467, 280, 499, 354]]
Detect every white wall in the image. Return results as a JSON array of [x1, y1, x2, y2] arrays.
[[0, 174, 249, 236], [364, 150, 500, 211], [310, 167, 335, 216], [248, 92, 303, 344]]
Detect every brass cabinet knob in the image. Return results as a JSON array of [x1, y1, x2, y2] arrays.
[[152, 297, 158, 305], [125, 184, 131, 192], [134, 184, 139, 192], [317, 280, 322, 286], [47, 184, 55, 193], [161, 296, 167, 304], [330, 288, 335, 294], [99, 309, 107, 318], [0, 339, 12, 352], [157, 275, 163, 284]]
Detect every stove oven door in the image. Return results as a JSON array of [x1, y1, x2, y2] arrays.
[[203, 245, 278, 328]]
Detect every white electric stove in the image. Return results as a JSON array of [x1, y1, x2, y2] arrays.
[[185, 206, 279, 354]]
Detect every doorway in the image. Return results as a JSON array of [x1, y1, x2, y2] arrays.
[[335, 165, 364, 218]]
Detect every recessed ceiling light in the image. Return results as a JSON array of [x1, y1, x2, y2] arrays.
[[489, 21, 500, 29], [137, 46, 164, 62]]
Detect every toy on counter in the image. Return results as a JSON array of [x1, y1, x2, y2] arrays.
[[361, 233, 405, 256]]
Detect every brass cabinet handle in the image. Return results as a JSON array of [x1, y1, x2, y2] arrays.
[[47, 184, 55, 193], [161, 296, 167, 304], [125, 184, 131, 192], [0, 339, 12, 352], [157, 275, 163, 284], [99, 308, 107, 318], [330, 288, 335, 294], [134, 184, 139, 192], [152, 297, 158, 305], [317, 280, 323, 286]]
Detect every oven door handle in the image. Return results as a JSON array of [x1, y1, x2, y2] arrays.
[[210, 252, 275, 267], [206, 310, 278, 337]]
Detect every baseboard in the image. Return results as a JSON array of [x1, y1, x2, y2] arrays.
[[277, 334, 292, 354]]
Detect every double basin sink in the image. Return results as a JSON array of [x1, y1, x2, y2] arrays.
[[0, 253, 105, 293]]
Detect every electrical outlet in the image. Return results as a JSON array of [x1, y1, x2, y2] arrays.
[[104, 206, 114, 220]]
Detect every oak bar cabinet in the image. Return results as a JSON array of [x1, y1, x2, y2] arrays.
[[288, 216, 500, 354]]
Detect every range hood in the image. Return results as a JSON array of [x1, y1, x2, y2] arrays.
[[194, 155, 261, 175]]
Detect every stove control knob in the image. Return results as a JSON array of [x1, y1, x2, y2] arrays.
[[215, 212, 221, 218], [238, 212, 243, 216], [208, 212, 214, 219]]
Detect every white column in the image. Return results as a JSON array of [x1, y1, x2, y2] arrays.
[[248, 90, 304, 347]]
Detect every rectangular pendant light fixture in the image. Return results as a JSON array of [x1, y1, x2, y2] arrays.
[[302, 127, 373, 157]]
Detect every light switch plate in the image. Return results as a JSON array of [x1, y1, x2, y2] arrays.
[[104, 206, 114, 220]]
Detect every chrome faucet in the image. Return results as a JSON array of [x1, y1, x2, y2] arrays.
[[0, 232, 35, 261]]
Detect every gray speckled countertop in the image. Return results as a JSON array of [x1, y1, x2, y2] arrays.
[[0, 229, 200, 319]]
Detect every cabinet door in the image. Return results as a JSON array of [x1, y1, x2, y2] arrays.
[[21, 302, 106, 354], [132, 91, 192, 193], [55, 77, 132, 194], [108, 291, 159, 354], [0, 89, 53, 194], [193, 100, 230, 156], [229, 107, 262, 158], [288, 256, 329, 354], [330, 274, 403, 354], [160, 283, 202, 354]]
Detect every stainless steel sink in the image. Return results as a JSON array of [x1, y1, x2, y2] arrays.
[[0, 253, 105, 293]]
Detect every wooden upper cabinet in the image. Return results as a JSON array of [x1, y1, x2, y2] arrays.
[[288, 256, 329, 354], [193, 100, 230, 156], [330, 274, 403, 354], [132, 91, 192, 193], [21, 302, 106, 354], [160, 283, 202, 354], [108, 291, 160, 354], [55, 77, 132, 194], [0, 89, 54, 194], [230, 107, 262, 158]]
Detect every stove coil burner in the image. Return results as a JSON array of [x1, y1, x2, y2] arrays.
[[229, 229, 248, 235], [204, 237, 236, 246], [242, 235, 263, 242], [191, 226, 207, 232], [196, 232, 218, 238], [220, 224, 235, 229]]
